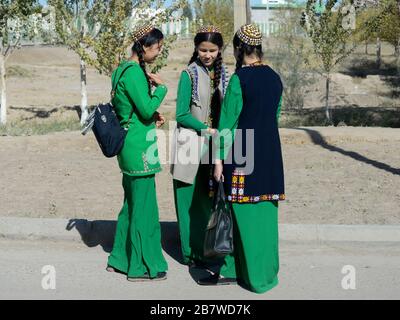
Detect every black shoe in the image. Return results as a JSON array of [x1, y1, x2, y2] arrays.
[[127, 272, 167, 282], [188, 259, 208, 268], [197, 274, 237, 286]]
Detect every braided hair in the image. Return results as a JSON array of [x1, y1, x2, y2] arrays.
[[189, 32, 224, 128], [131, 28, 164, 95], [233, 33, 263, 72]]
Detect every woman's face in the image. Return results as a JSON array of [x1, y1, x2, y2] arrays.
[[197, 41, 220, 68], [143, 40, 164, 64]]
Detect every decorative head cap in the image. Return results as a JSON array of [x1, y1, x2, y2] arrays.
[[132, 23, 154, 42], [236, 24, 262, 46], [197, 25, 221, 34]]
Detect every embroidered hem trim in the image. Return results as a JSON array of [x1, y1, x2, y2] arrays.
[[120, 167, 161, 175], [228, 194, 285, 203], [230, 168, 284, 202]]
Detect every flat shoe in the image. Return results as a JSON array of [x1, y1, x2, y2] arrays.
[[127, 272, 167, 282], [197, 274, 237, 286]]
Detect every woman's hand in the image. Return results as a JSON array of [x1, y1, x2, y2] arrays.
[[207, 127, 217, 136], [148, 73, 164, 86], [214, 159, 224, 182], [154, 112, 166, 128]]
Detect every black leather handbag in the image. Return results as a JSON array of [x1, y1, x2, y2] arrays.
[[82, 64, 134, 158], [204, 180, 234, 258]]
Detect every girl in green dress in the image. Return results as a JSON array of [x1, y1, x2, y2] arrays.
[[170, 26, 230, 266], [199, 24, 285, 294], [106, 24, 169, 282]]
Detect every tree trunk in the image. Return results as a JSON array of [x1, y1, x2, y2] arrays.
[[234, 0, 247, 33], [398, 1, 400, 74], [0, 55, 6, 125], [376, 37, 381, 69], [365, 41, 368, 55], [396, 37, 400, 75], [325, 74, 331, 124], [246, 0, 252, 24], [80, 58, 88, 126]]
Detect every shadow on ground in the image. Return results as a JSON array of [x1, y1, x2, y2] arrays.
[[65, 219, 223, 282], [65, 219, 185, 263], [295, 127, 400, 176]]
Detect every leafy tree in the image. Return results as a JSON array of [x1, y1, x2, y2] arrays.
[[193, 0, 234, 51], [0, 0, 41, 125], [182, 0, 193, 20], [379, 0, 400, 67], [301, 0, 364, 123], [268, 3, 317, 110], [49, 0, 185, 125]]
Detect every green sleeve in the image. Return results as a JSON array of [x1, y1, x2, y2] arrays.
[[277, 95, 282, 123], [175, 71, 208, 131], [122, 66, 168, 121], [217, 74, 243, 160]]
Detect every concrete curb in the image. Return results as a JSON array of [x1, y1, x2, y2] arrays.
[[0, 217, 400, 244]]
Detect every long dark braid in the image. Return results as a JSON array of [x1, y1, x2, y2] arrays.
[[213, 51, 223, 90], [235, 44, 245, 72], [188, 50, 199, 65], [133, 42, 151, 96], [210, 51, 223, 128]]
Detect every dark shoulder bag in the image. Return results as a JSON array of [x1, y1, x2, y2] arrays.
[[81, 64, 135, 158], [204, 180, 234, 258]]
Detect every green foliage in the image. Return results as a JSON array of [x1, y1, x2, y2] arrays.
[[151, 34, 178, 73], [7, 65, 34, 78], [301, 0, 361, 74], [193, 0, 234, 51], [267, 5, 317, 110], [378, 0, 400, 49], [0, 0, 40, 55], [355, 0, 399, 48], [182, 1, 193, 20], [49, 0, 186, 76]]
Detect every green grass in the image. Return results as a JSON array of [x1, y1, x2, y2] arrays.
[[6, 65, 34, 78], [0, 118, 81, 136]]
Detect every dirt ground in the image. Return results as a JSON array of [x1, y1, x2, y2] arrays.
[[5, 41, 399, 125], [0, 43, 399, 225], [0, 127, 399, 225]]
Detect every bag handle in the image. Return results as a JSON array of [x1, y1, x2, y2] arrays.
[[110, 63, 136, 129], [213, 180, 226, 210]]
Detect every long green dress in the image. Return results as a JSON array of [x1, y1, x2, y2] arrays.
[[173, 71, 214, 265], [217, 73, 282, 293], [107, 60, 168, 279]]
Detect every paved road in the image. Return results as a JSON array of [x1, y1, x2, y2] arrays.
[[0, 238, 399, 300]]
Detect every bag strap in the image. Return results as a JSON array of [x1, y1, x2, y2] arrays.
[[111, 63, 136, 128], [213, 180, 226, 209]]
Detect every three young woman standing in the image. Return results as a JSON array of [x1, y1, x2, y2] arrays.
[[107, 23, 285, 294]]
